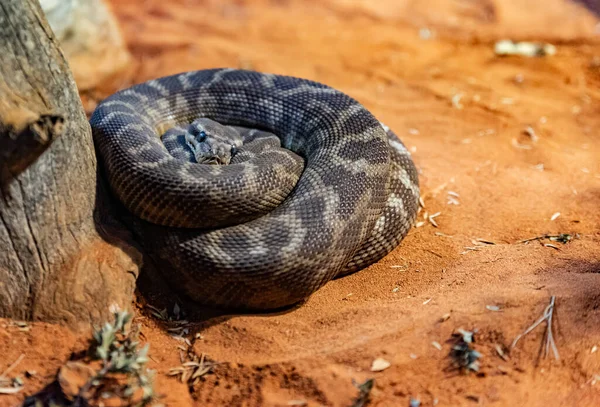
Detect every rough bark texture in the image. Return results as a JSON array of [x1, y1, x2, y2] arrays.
[[0, 0, 141, 328]]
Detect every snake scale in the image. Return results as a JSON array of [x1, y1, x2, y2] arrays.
[[90, 68, 420, 309]]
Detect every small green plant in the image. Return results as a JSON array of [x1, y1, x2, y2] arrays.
[[24, 309, 156, 407], [74, 308, 154, 405], [91, 311, 149, 372]]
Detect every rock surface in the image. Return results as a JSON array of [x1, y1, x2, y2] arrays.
[[40, 0, 131, 90]]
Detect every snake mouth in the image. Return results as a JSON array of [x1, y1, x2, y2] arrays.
[[199, 157, 226, 165]]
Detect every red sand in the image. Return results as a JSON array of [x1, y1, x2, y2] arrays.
[[2, 0, 600, 406]]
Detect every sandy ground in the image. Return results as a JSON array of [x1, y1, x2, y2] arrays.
[[2, 0, 600, 406]]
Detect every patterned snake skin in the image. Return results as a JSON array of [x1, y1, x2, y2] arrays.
[[90, 68, 420, 309]]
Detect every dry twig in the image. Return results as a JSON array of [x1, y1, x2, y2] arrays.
[[517, 234, 573, 244], [511, 296, 559, 360], [168, 353, 216, 386], [0, 354, 25, 394]]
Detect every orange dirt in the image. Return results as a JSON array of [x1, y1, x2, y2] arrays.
[[2, 0, 600, 406]]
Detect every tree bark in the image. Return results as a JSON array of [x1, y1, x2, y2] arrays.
[[0, 0, 141, 328]]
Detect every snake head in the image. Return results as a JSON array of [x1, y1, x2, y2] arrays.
[[185, 118, 242, 165]]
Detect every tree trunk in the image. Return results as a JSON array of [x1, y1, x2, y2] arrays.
[[0, 0, 141, 328]]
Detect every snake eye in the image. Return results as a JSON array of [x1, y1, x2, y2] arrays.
[[231, 145, 238, 156], [189, 126, 207, 142]]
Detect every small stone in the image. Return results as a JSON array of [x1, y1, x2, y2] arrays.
[[439, 313, 451, 322], [287, 400, 308, 406], [370, 358, 391, 372], [410, 397, 421, 407], [419, 28, 432, 40], [58, 361, 97, 401]]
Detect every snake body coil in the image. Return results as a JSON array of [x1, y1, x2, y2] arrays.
[[90, 68, 419, 309]]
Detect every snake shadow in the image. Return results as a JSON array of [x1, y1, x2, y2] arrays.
[[570, 0, 600, 16], [136, 253, 304, 329], [92, 166, 301, 335]]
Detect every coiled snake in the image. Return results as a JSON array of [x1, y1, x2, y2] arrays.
[[90, 68, 420, 309]]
